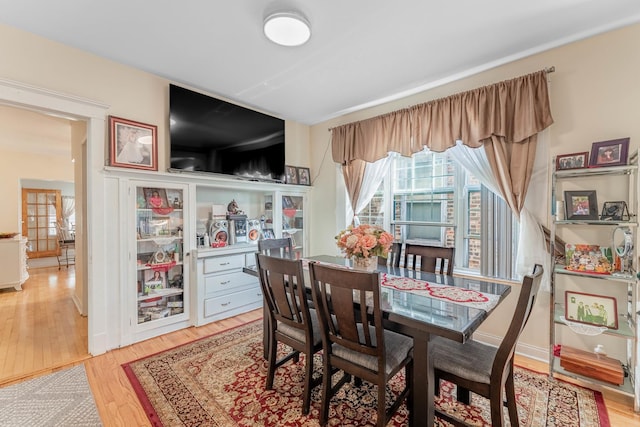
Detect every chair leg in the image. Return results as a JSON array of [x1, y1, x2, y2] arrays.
[[265, 335, 277, 390], [456, 386, 470, 404], [489, 384, 505, 427], [302, 351, 314, 415], [377, 381, 386, 427], [506, 370, 519, 427], [320, 358, 332, 426]]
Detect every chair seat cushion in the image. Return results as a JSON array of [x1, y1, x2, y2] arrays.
[[277, 308, 322, 346], [333, 327, 413, 375], [430, 336, 496, 385]]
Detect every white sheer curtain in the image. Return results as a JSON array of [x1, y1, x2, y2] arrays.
[[449, 139, 550, 291], [349, 156, 392, 225], [61, 196, 75, 230]]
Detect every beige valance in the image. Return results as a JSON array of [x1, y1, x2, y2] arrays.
[[331, 70, 554, 164]]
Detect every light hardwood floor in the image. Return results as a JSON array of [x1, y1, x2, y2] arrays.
[[1, 266, 638, 426]]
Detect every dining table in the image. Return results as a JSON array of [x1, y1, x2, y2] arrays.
[[245, 254, 512, 427]]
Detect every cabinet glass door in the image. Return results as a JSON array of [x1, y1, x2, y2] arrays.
[[135, 185, 186, 325], [282, 194, 304, 259]]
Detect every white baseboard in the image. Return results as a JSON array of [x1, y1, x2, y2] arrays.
[[473, 330, 549, 363]]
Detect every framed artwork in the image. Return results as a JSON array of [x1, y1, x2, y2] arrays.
[[564, 190, 598, 220], [109, 116, 158, 171], [556, 152, 588, 171], [285, 165, 298, 184], [588, 137, 629, 168], [600, 201, 629, 221], [565, 290, 618, 330], [297, 167, 311, 185]]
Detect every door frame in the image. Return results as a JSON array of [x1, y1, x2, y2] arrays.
[[0, 78, 110, 355]]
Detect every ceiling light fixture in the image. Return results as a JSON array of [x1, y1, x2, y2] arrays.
[[263, 11, 311, 47]]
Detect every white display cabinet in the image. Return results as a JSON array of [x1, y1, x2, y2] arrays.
[[127, 180, 191, 342]]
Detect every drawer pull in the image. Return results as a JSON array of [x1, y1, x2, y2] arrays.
[[220, 262, 230, 266], [221, 280, 231, 285], [221, 302, 232, 306]]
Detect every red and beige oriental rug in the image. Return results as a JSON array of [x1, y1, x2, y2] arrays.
[[123, 320, 609, 427]]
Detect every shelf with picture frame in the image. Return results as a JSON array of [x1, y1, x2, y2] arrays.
[[550, 148, 639, 410]]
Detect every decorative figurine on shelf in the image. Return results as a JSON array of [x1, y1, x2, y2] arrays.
[[227, 199, 244, 215]]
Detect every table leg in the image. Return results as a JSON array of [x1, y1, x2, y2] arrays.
[[409, 331, 434, 427]]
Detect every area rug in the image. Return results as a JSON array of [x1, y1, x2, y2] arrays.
[[123, 320, 609, 427], [0, 364, 102, 426]]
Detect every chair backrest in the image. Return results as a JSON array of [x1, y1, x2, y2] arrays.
[[256, 253, 312, 337], [404, 244, 454, 275], [378, 242, 401, 267], [56, 222, 74, 243], [493, 264, 544, 373], [258, 237, 293, 259], [308, 262, 385, 370]]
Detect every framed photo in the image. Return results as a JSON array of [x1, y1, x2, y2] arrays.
[[297, 167, 311, 185], [109, 116, 158, 171], [556, 152, 588, 170], [588, 137, 629, 168], [565, 290, 618, 329], [564, 190, 598, 220], [143, 188, 169, 209], [285, 165, 298, 184], [600, 201, 629, 221]]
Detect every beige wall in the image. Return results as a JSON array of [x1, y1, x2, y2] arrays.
[[0, 146, 74, 231], [309, 23, 640, 358]]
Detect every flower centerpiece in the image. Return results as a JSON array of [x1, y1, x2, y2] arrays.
[[335, 224, 394, 271]]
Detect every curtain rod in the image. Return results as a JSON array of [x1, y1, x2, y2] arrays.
[[329, 66, 556, 131]]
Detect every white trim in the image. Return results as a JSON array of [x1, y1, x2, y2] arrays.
[[473, 330, 549, 363]]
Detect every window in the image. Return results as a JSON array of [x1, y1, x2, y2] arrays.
[[355, 150, 519, 280]]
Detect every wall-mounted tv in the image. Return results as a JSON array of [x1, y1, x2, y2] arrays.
[[169, 84, 285, 182]]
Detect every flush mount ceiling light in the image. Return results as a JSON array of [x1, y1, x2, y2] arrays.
[[263, 11, 311, 46]]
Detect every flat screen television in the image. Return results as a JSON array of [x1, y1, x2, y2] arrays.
[[169, 84, 285, 182]]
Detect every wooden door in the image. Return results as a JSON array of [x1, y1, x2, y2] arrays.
[[21, 188, 61, 258]]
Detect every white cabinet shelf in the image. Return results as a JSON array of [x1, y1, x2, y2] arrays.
[[550, 153, 639, 411]]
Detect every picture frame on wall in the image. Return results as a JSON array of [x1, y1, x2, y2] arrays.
[[588, 137, 629, 168], [556, 152, 588, 171], [564, 190, 598, 220], [297, 167, 311, 185], [565, 290, 618, 330], [285, 165, 298, 184], [109, 116, 158, 171]]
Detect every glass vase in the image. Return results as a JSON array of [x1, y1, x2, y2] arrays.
[[352, 256, 378, 271]]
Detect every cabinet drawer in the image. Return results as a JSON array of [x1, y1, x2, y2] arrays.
[[204, 287, 263, 317], [203, 254, 245, 273], [204, 271, 258, 294]]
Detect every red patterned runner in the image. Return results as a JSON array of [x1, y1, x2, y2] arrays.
[[380, 273, 500, 311]]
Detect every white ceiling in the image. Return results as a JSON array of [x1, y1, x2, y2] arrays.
[[1, 1, 640, 125]]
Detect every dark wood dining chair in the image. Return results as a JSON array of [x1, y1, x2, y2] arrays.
[[429, 264, 544, 427], [258, 237, 294, 259], [378, 242, 401, 267], [256, 253, 322, 415], [308, 262, 413, 427], [403, 243, 454, 275]]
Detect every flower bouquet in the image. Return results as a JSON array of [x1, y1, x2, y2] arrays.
[[335, 225, 393, 270]]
